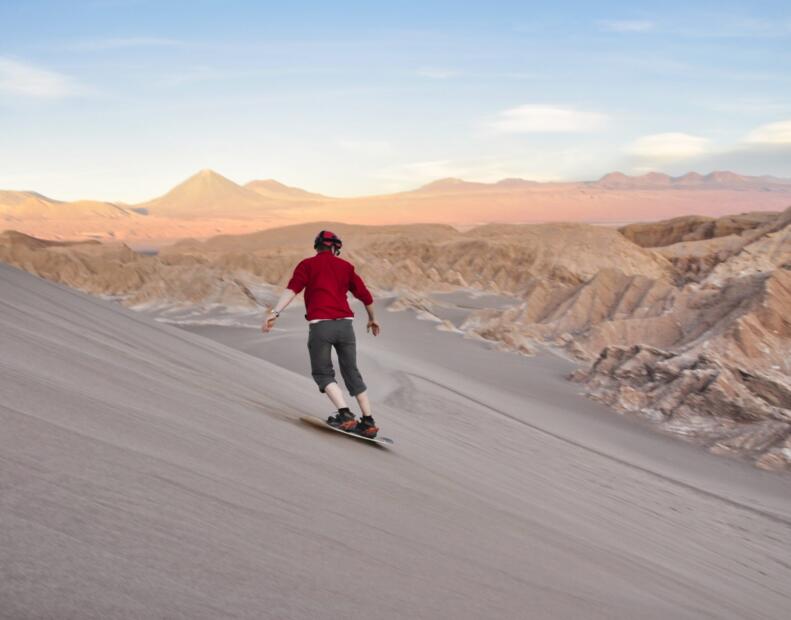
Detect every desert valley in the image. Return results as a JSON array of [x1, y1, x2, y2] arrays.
[[6, 2, 791, 617], [2, 170, 790, 471], [3, 169, 791, 619]]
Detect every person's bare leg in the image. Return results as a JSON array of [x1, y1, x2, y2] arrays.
[[324, 382, 348, 410], [355, 390, 372, 417]]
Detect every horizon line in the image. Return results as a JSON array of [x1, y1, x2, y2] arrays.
[[4, 167, 791, 205]]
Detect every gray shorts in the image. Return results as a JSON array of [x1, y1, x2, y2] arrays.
[[307, 320, 367, 396]]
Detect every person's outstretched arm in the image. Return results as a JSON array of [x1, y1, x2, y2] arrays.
[[262, 289, 296, 333], [263, 260, 307, 333]]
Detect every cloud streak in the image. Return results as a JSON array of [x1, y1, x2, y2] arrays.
[[0, 57, 80, 99], [416, 66, 459, 79], [627, 132, 709, 160], [598, 19, 655, 33], [488, 104, 608, 134], [337, 139, 393, 156], [622, 121, 791, 178], [70, 37, 183, 51], [745, 120, 791, 144], [376, 148, 606, 188]]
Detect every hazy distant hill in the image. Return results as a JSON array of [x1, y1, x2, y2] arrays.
[[2, 169, 791, 245], [594, 171, 789, 189], [0, 190, 132, 220], [244, 179, 329, 201]]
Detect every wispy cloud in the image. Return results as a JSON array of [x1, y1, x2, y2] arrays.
[[670, 16, 791, 39], [416, 66, 459, 79], [705, 98, 790, 115], [0, 57, 80, 98], [488, 104, 608, 134], [337, 139, 393, 156], [377, 159, 461, 184], [376, 150, 605, 188], [70, 37, 182, 51], [622, 122, 791, 177], [627, 132, 709, 160], [598, 15, 791, 38], [745, 120, 791, 144], [598, 19, 655, 33]]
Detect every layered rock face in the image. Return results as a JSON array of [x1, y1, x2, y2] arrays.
[[0, 231, 257, 308], [572, 210, 791, 469], [390, 209, 790, 468], [619, 212, 777, 248], [163, 221, 671, 295]]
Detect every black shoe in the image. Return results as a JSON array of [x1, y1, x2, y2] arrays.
[[327, 409, 357, 431], [352, 415, 379, 438]]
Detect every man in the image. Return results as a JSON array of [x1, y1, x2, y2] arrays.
[[262, 230, 381, 438]]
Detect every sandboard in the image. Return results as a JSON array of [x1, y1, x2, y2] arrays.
[[300, 416, 394, 446]]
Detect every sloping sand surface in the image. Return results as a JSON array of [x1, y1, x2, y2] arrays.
[[2, 263, 791, 619]]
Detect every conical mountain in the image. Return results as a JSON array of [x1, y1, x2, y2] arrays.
[[138, 169, 277, 219]]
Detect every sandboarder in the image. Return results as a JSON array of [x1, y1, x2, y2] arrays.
[[262, 230, 381, 438]]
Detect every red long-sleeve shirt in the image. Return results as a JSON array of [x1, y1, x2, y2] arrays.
[[286, 251, 374, 321]]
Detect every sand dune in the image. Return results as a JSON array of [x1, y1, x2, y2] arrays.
[[2, 263, 791, 619]]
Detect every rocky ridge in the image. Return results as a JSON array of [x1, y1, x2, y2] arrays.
[[0, 230, 257, 308], [571, 209, 791, 469]]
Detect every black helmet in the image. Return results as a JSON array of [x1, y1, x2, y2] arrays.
[[314, 230, 342, 255]]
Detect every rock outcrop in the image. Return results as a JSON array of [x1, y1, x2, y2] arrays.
[[572, 209, 791, 469], [619, 211, 777, 248], [0, 230, 257, 308]]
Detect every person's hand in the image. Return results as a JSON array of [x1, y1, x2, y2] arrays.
[[367, 320, 380, 336], [262, 311, 278, 333]]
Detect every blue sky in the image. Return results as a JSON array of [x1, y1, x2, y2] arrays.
[[1, 0, 790, 201]]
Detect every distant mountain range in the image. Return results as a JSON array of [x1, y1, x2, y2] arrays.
[[414, 171, 791, 193], [1, 169, 790, 246]]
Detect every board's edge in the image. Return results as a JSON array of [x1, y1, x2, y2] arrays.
[[300, 416, 394, 446]]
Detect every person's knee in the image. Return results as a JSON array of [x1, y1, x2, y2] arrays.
[[311, 355, 336, 392], [342, 369, 366, 396], [348, 383, 367, 397], [313, 370, 336, 392], [316, 378, 337, 393]]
